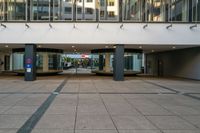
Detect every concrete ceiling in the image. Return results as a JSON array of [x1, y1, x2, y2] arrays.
[[0, 44, 198, 53]]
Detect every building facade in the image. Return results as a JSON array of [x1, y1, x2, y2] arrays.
[[0, 0, 200, 81]]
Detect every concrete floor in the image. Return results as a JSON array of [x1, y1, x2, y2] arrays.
[[0, 73, 200, 133]]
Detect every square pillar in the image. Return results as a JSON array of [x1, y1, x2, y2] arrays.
[[99, 54, 104, 71], [113, 45, 124, 81], [24, 44, 36, 81]]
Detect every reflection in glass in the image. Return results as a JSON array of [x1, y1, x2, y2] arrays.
[[53, 0, 73, 20], [7, 0, 26, 20], [0, 0, 4, 20], [100, 0, 119, 20], [170, 0, 188, 22], [192, 0, 200, 21], [30, 0, 50, 20], [13, 51, 62, 73], [123, 0, 141, 21], [76, 0, 96, 20], [91, 49, 142, 74]]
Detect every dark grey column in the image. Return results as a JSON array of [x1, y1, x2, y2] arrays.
[[24, 44, 36, 81], [99, 54, 104, 71], [113, 45, 124, 81]]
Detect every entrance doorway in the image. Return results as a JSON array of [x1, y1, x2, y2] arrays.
[[62, 54, 92, 74]]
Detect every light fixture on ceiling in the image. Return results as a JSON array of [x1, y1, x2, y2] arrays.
[[1, 23, 7, 28], [143, 24, 148, 29], [25, 23, 30, 29], [120, 23, 124, 29], [190, 24, 197, 30], [49, 23, 53, 28], [97, 23, 99, 29], [166, 24, 172, 29]]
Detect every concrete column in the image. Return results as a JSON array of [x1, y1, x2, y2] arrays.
[[99, 54, 104, 71], [104, 53, 111, 72], [43, 53, 49, 72], [113, 45, 124, 81], [24, 44, 36, 81]]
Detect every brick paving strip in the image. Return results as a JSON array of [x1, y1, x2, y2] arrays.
[[16, 77, 68, 133]]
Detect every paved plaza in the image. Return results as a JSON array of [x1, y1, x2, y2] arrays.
[[0, 73, 200, 133]]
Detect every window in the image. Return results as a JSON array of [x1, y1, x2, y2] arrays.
[[108, 1, 114, 6], [87, 0, 93, 2], [108, 11, 115, 17], [7, 0, 26, 20], [86, 8, 93, 14], [65, 7, 72, 14], [0, 0, 4, 20], [100, 10, 104, 17], [77, 7, 82, 14]]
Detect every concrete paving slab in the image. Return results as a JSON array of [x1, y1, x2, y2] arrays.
[[147, 116, 197, 130], [112, 115, 157, 130], [0, 115, 30, 128], [35, 114, 75, 129], [118, 130, 162, 133], [76, 114, 116, 130]]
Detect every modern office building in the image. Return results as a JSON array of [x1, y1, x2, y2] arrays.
[[0, 0, 200, 81]]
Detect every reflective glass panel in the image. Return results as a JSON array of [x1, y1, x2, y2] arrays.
[[122, 0, 141, 21], [0, 0, 4, 20], [7, 0, 26, 20], [170, 0, 189, 21], [192, 0, 200, 21], [99, 0, 119, 21], [30, 0, 50, 20], [76, 0, 96, 21], [53, 0, 73, 20]]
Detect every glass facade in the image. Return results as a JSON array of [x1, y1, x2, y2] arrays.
[[12, 49, 63, 73], [91, 49, 143, 74], [0, 0, 199, 22]]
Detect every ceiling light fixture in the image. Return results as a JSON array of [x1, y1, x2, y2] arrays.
[[1, 23, 7, 28], [120, 23, 124, 29], [97, 23, 99, 29], [190, 24, 197, 30], [49, 23, 53, 28], [25, 23, 30, 29], [143, 24, 148, 29], [166, 24, 172, 29]]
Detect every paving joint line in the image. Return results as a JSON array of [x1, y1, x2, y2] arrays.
[[142, 80, 180, 93], [92, 80, 120, 133], [16, 77, 69, 133]]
